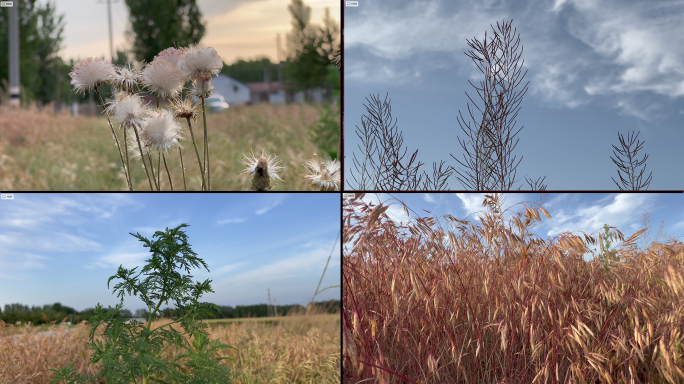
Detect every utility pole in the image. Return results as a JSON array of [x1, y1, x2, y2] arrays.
[[9, 1, 20, 108], [98, 0, 118, 61], [267, 288, 273, 317], [55, 57, 62, 112], [276, 33, 283, 89]]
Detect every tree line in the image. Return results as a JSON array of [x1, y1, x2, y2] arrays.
[[0, 300, 340, 325]]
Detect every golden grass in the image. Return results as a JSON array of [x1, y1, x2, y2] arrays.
[[343, 194, 684, 384], [0, 311, 340, 384], [0, 102, 332, 190]]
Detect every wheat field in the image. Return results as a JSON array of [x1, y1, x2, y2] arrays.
[[0, 308, 340, 384], [343, 195, 684, 384]]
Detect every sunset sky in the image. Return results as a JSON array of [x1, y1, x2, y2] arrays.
[[44, 0, 340, 65]]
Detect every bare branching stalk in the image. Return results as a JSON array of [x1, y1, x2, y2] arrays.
[[349, 93, 451, 190], [450, 19, 546, 190], [610, 130, 652, 190]]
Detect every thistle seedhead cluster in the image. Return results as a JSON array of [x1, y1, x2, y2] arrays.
[[69, 41, 335, 191]]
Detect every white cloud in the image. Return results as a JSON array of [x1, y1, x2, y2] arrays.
[[88, 252, 150, 270], [256, 196, 284, 215], [220, 246, 339, 285], [423, 194, 436, 203], [347, 0, 684, 118], [216, 218, 247, 225]]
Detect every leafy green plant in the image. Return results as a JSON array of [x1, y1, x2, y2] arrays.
[[597, 223, 620, 276], [49, 223, 235, 384]]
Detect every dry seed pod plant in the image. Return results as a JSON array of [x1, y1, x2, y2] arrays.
[[343, 193, 684, 383], [348, 19, 653, 191]]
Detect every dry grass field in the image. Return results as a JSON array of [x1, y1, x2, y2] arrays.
[[0, 309, 340, 384], [343, 194, 684, 384], [0, 102, 336, 190]]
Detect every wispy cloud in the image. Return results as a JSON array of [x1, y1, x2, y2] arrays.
[[256, 196, 284, 215], [87, 252, 150, 270], [346, 0, 684, 119], [423, 194, 436, 203], [216, 218, 247, 225]]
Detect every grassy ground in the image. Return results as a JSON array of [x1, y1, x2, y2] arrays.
[[0, 102, 338, 190], [0, 311, 340, 384]]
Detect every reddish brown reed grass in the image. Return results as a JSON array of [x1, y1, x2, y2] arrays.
[[343, 194, 684, 384]]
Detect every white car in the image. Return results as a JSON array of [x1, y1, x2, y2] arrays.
[[194, 94, 229, 113]]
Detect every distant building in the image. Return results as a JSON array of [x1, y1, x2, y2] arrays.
[[213, 74, 250, 106], [247, 82, 295, 105]]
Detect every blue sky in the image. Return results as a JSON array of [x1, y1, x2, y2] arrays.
[[0, 193, 340, 313], [349, 193, 684, 259], [343, 0, 684, 190]]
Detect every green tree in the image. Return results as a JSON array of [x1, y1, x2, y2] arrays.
[[220, 57, 278, 84], [0, 0, 65, 105], [285, 0, 339, 98], [124, 0, 206, 64]]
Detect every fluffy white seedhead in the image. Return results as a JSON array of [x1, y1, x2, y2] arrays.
[[127, 125, 153, 163], [154, 47, 183, 66], [303, 154, 340, 191], [142, 60, 184, 99], [69, 57, 116, 95], [141, 110, 183, 152], [105, 91, 150, 130], [191, 75, 215, 99], [110, 63, 144, 91], [177, 44, 223, 80], [240, 148, 284, 183]]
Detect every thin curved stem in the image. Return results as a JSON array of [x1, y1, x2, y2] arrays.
[[178, 147, 186, 191], [185, 117, 206, 191], [94, 87, 132, 191], [147, 152, 158, 191], [132, 127, 154, 191], [201, 97, 210, 191], [162, 152, 173, 191]]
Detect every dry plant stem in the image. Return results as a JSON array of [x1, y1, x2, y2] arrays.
[[124, 128, 132, 189], [94, 88, 132, 191], [185, 116, 206, 191], [349, 93, 452, 190], [610, 130, 652, 190], [178, 147, 186, 191], [162, 152, 173, 191], [147, 152, 159, 190], [201, 97, 210, 191], [450, 19, 545, 191], [157, 152, 161, 191], [133, 127, 155, 191]]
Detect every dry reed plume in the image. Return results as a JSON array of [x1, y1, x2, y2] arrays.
[[0, 309, 340, 384], [343, 193, 684, 383]]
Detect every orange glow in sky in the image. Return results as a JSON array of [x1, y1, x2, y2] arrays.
[[50, 0, 339, 65]]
